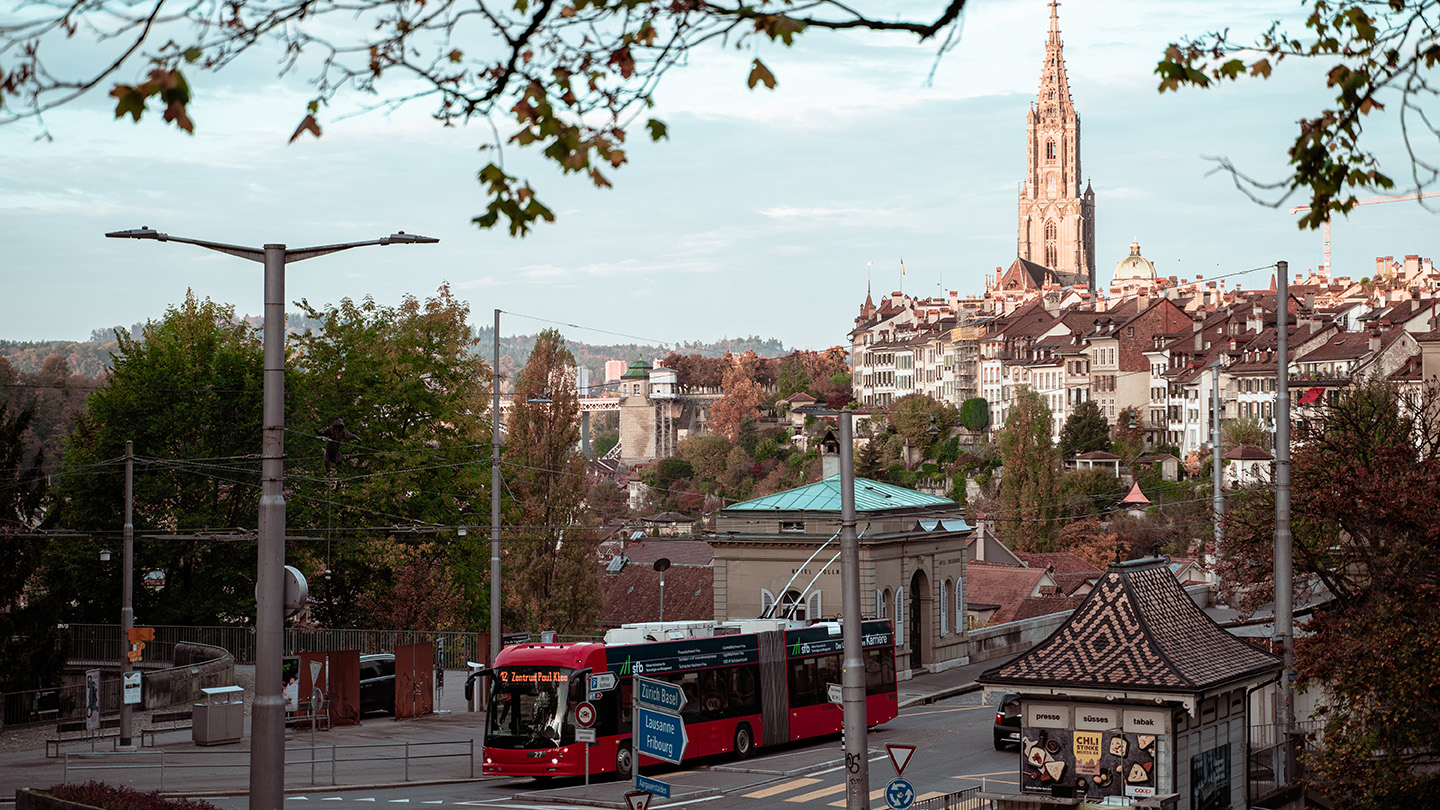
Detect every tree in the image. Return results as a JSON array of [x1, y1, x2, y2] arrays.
[[1, 1, 974, 235], [678, 433, 731, 484], [1222, 414, 1267, 450], [996, 388, 1060, 552], [855, 436, 884, 480], [1216, 379, 1440, 808], [774, 354, 811, 400], [1059, 400, 1110, 458], [887, 394, 958, 455], [1156, 2, 1440, 229], [586, 480, 631, 523], [288, 284, 493, 629], [0, 373, 64, 693], [712, 353, 769, 441], [504, 329, 600, 634], [1111, 405, 1145, 462], [50, 292, 264, 626], [959, 397, 991, 432]]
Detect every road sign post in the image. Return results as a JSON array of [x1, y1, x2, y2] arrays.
[[886, 743, 917, 776], [632, 675, 688, 797], [885, 777, 916, 810], [635, 774, 671, 798]]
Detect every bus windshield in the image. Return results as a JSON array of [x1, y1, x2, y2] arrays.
[[485, 666, 575, 749]]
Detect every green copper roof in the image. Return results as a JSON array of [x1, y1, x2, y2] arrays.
[[722, 476, 955, 513]]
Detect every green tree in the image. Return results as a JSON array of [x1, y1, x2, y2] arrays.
[[1156, 2, 1440, 229], [289, 284, 492, 630], [855, 436, 884, 480], [887, 394, 958, 457], [1057, 467, 1122, 523], [504, 329, 599, 634], [1222, 414, 1267, 451], [959, 397, 991, 432], [1111, 405, 1145, 462], [0, 373, 64, 693], [1058, 400, 1110, 458], [50, 293, 264, 626], [996, 388, 1060, 552], [774, 354, 811, 400], [678, 433, 731, 485], [1215, 379, 1440, 809], [2, 2, 975, 235], [586, 480, 631, 523]]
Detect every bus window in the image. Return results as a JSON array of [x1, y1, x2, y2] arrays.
[[485, 666, 574, 750], [788, 654, 840, 708], [865, 648, 896, 696]]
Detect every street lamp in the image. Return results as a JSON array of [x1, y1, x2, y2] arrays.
[[106, 225, 437, 810]]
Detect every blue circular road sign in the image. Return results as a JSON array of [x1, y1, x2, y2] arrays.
[[885, 777, 915, 810]]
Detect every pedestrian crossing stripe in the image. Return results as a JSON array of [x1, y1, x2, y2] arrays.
[[389, 800, 411, 803], [826, 787, 885, 807], [786, 782, 846, 803], [744, 777, 820, 798]]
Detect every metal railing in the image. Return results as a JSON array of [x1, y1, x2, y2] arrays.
[[914, 786, 985, 810], [62, 739, 474, 791]]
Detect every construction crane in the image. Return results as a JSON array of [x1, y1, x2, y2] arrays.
[[1290, 190, 1440, 277]]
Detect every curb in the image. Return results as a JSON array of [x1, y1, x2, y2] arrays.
[[897, 681, 982, 709]]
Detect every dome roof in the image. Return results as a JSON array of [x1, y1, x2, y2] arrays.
[[1113, 240, 1156, 282]]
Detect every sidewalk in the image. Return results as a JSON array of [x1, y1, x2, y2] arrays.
[[1, 656, 1010, 807]]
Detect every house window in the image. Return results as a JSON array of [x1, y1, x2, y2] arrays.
[[895, 587, 905, 646], [779, 521, 805, 533], [939, 579, 950, 637], [1046, 140, 1056, 160], [780, 589, 806, 621], [761, 588, 776, 617]]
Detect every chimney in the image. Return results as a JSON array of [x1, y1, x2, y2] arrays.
[[1406, 255, 1420, 277], [1369, 328, 1382, 353]]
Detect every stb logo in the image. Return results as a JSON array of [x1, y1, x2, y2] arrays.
[[634, 663, 645, 674]]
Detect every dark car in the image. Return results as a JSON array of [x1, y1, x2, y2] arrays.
[[993, 692, 1022, 750], [359, 654, 396, 715]]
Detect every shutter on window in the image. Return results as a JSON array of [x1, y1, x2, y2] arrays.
[[807, 591, 822, 622], [760, 588, 775, 618]]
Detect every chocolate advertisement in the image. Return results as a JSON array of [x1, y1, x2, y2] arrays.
[[1020, 727, 1159, 798]]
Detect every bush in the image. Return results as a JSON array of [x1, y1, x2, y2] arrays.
[[45, 782, 222, 810]]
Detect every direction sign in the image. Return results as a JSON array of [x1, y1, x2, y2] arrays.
[[827, 682, 843, 706], [885, 778, 916, 810], [634, 774, 671, 798], [887, 743, 917, 776], [636, 706, 688, 764], [624, 791, 653, 810], [590, 672, 617, 692], [635, 676, 686, 713], [575, 701, 596, 728]]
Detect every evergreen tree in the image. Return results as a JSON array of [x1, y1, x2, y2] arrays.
[[504, 329, 599, 634], [1059, 400, 1111, 458], [996, 388, 1060, 552]]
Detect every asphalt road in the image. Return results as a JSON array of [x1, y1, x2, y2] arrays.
[[204, 692, 1016, 810]]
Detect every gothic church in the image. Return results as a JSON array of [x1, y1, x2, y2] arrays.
[[1011, 0, 1096, 294]]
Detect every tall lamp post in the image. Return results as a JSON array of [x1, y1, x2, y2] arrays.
[[105, 227, 437, 810]]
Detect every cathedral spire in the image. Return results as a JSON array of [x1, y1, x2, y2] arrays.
[[1048, 0, 1062, 44]]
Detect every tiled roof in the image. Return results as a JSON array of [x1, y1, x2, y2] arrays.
[[598, 564, 713, 626], [1224, 444, 1273, 460], [720, 475, 955, 514], [980, 559, 1280, 694], [967, 562, 1052, 625], [1011, 596, 1084, 623], [618, 538, 714, 567]]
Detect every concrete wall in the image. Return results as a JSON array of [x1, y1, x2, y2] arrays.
[[966, 611, 1073, 664], [143, 642, 235, 710]]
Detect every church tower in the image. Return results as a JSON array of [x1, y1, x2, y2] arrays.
[[1017, 0, 1096, 293]]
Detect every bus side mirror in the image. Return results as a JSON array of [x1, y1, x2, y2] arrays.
[[464, 666, 492, 701]]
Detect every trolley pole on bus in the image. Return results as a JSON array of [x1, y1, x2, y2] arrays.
[[838, 412, 870, 810]]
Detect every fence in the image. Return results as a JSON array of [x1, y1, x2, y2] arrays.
[[914, 786, 985, 810], [1248, 721, 1325, 802], [61, 739, 474, 792]]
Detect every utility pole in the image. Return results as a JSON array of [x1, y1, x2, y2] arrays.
[[106, 227, 436, 810], [838, 412, 870, 810], [491, 309, 503, 667], [119, 440, 135, 748], [1273, 261, 1297, 782]]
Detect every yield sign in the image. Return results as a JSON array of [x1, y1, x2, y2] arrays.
[[886, 743, 917, 776], [624, 791, 653, 810]]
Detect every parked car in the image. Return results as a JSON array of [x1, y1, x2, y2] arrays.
[[359, 654, 396, 715], [993, 692, 1022, 750]]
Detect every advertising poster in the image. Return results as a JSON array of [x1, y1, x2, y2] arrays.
[[1020, 727, 1159, 798], [84, 669, 101, 730], [1190, 744, 1231, 810]]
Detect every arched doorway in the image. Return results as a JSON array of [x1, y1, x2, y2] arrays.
[[909, 569, 930, 670]]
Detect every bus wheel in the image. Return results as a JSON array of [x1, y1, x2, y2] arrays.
[[733, 723, 754, 759], [615, 743, 634, 779]]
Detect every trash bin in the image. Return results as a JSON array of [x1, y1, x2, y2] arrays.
[[193, 685, 244, 745]]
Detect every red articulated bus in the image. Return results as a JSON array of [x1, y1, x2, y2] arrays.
[[480, 618, 897, 778]]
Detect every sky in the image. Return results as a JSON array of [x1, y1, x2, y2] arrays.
[[3, 0, 1439, 352]]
